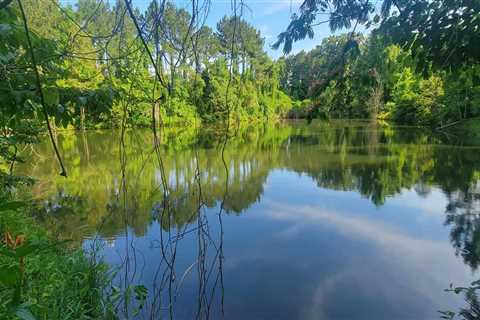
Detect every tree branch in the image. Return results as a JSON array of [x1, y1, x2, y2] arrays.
[[17, 0, 67, 177]]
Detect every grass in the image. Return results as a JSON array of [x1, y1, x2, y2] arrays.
[[0, 200, 113, 320]]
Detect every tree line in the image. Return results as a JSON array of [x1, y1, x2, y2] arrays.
[[276, 0, 480, 126], [0, 0, 293, 133]]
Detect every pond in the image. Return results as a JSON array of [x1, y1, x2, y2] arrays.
[[18, 120, 480, 319]]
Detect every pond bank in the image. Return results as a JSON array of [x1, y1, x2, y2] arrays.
[[0, 200, 111, 319]]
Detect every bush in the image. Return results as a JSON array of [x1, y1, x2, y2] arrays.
[[390, 68, 444, 125]]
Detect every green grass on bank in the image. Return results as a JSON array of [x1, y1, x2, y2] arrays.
[[0, 200, 112, 320]]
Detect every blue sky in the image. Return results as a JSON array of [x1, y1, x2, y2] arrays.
[[61, 0, 336, 59]]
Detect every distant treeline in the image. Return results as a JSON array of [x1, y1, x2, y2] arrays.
[[280, 33, 480, 126]]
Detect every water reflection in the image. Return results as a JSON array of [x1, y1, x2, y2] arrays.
[[17, 120, 480, 319], [445, 185, 480, 271]]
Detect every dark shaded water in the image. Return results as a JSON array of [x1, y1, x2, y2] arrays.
[[18, 120, 480, 319]]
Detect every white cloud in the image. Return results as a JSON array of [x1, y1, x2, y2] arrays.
[[388, 187, 448, 215], [261, 200, 467, 273], [262, 201, 476, 316]]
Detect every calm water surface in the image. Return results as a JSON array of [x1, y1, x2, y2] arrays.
[[19, 120, 480, 319]]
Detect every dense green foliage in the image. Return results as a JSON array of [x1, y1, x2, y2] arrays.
[[0, 197, 111, 319], [276, 0, 480, 126], [0, 0, 293, 134], [280, 33, 480, 125]]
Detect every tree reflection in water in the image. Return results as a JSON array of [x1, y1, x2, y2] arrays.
[[16, 120, 480, 318], [442, 185, 480, 319]]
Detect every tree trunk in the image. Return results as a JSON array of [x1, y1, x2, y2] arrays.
[[169, 53, 175, 94], [80, 106, 85, 130]]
